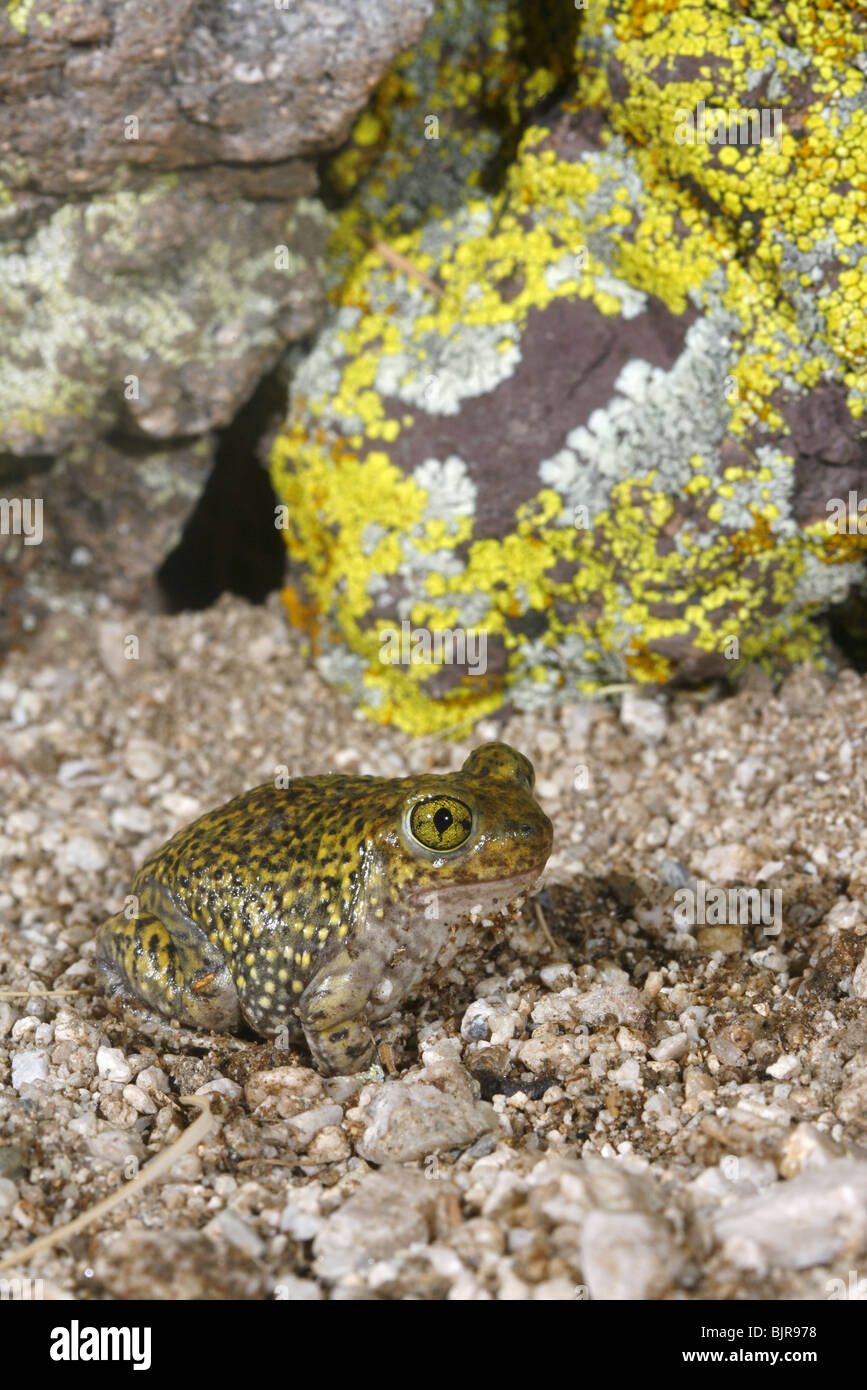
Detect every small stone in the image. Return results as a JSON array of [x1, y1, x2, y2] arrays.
[[86, 1129, 146, 1167], [766, 1053, 800, 1080], [122, 1084, 157, 1114], [710, 1034, 746, 1067], [620, 690, 667, 746], [644, 816, 670, 848], [460, 1000, 518, 1045], [281, 1198, 323, 1242], [304, 1126, 351, 1164], [778, 1124, 842, 1179], [0, 1177, 18, 1216], [660, 858, 690, 888], [205, 1208, 265, 1260], [712, 1161, 867, 1272], [286, 1104, 344, 1149], [313, 1168, 438, 1281], [96, 1045, 132, 1083], [649, 1032, 689, 1062], [539, 963, 574, 990], [572, 984, 644, 1026], [698, 843, 761, 885], [11, 1050, 48, 1089], [683, 1067, 716, 1099], [110, 804, 154, 836], [136, 1065, 170, 1093], [59, 835, 108, 873], [123, 740, 165, 783], [825, 898, 862, 933], [581, 1211, 682, 1299], [356, 1073, 499, 1164]]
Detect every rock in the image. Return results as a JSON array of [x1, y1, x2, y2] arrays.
[[286, 1104, 344, 1150], [649, 1032, 689, 1063], [271, 0, 867, 733], [304, 1126, 352, 1165], [778, 1124, 844, 1179], [356, 1069, 499, 1164], [580, 1211, 682, 1300], [96, 1045, 133, 1084], [572, 985, 645, 1027], [620, 692, 668, 747], [712, 1161, 867, 1272], [0, 0, 432, 456], [766, 1054, 800, 1081], [11, 1050, 48, 1089], [58, 835, 108, 874], [312, 1167, 439, 1281], [204, 1208, 266, 1261], [698, 844, 762, 886], [122, 741, 165, 784], [460, 1000, 519, 1045]]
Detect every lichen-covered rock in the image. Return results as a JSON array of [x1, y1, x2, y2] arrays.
[[270, 0, 867, 735], [0, 0, 432, 453]]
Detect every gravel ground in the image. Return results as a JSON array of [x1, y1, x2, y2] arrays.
[[1, 591, 866, 1300]]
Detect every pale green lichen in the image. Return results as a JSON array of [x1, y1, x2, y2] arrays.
[[0, 189, 329, 451]]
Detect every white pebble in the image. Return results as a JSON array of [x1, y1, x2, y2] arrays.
[[110, 804, 154, 835], [11, 1049, 48, 1089], [123, 741, 165, 783], [97, 1045, 132, 1083], [60, 835, 108, 873], [766, 1054, 800, 1080]]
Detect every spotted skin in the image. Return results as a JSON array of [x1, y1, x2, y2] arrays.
[[96, 742, 553, 1074]]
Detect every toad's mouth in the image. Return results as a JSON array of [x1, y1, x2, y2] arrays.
[[406, 869, 546, 923]]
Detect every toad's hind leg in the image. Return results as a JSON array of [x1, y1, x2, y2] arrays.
[[96, 910, 240, 1032]]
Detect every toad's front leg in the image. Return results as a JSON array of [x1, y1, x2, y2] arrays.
[[299, 948, 381, 1075]]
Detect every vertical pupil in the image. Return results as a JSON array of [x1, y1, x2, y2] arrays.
[[433, 807, 453, 834]]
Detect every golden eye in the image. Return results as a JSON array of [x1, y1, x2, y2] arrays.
[[409, 796, 473, 852]]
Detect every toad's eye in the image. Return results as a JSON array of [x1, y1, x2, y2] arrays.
[[409, 796, 473, 852]]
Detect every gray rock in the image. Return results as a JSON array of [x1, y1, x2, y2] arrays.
[[581, 1210, 682, 1300], [205, 1207, 266, 1261], [0, 0, 432, 454], [313, 1167, 439, 1281], [10, 1049, 48, 1089], [356, 1070, 500, 1164], [712, 1161, 867, 1272], [620, 691, 668, 746]]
